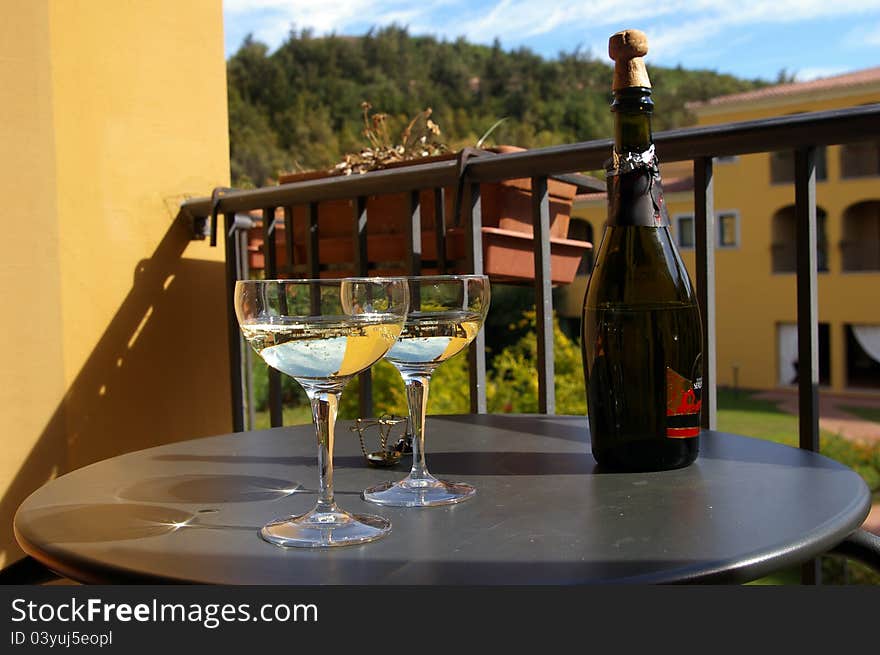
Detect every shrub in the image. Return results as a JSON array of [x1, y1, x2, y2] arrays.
[[486, 311, 586, 415]]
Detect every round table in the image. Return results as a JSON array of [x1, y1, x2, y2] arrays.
[[14, 415, 871, 584]]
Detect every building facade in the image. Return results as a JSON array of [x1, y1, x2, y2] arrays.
[[0, 0, 232, 568], [562, 68, 880, 395]]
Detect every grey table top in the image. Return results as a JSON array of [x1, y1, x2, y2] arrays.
[[14, 414, 871, 584]]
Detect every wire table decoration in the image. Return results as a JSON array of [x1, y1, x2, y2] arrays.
[[349, 414, 412, 467]]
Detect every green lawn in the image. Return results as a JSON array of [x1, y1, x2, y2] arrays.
[[716, 389, 880, 501], [716, 388, 880, 585], [251, 404, 312, 430], [716, 388, 837, 444]]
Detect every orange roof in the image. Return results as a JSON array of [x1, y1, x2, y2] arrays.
[[688, 66, 880, 110]]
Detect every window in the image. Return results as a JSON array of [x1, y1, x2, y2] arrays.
[[770, 148, 827, 184], [841, 141, 880, 179], [841, 201, 880, 271], [777, 323, 830, 386], [771, 206, 828, 273], [770, 112, 827, 184], [718, 211, 739, 248], [676, 214, 694, 249], [846, 324, 880, 389], [675, 212, 738, 249]]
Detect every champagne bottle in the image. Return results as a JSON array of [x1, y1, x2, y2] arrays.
[[581, 30, 703, 471]]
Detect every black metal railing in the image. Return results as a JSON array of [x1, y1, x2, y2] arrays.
[[182, 103, 880, 436], [181, 104, 880, 582]]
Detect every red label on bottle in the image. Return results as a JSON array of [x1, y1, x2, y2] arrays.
[[666, 368, 701, 439]]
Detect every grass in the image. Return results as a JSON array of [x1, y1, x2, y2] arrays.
[[716, 387, 835, 444], [718, 387, 880, 585], [251, 404, 311, 430], [716, 388, 880, 502]]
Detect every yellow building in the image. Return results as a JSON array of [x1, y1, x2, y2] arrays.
[[0, 1, 232, 568], [563, 68, 880, 395]]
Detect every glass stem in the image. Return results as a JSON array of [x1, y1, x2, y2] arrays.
[[404, 372, 433, 481], [308, 389, 340, 514]]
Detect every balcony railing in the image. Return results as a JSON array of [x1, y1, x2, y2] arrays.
[[181, 101, 879, 435], [181, 103, 880, 582]]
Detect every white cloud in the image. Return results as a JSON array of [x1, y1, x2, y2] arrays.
[[795, 66, 850, 81], [223, 0, 880, 64], [851, 21, 880, 46]]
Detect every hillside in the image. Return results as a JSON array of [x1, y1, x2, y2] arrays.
[[227, 26, 766, 186]]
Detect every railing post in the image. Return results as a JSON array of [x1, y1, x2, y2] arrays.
[[235, 225, 256, 430], [283, 206, 294, 275], [466, 182, 487, 414], [531, 176, 555, 415], [407, 191, 422, 275], [434, 188, 447, 273], [262, 207, 283, 428], [795, 147, 820, 452], [224, 212, 245, 433], [694, 157, 717, 430], [353, 196, 373, 418], [306, 202, 320, 280], [795, 145, 821, 585]]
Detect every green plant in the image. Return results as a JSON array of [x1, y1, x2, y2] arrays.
[[249, 357, 307, 412], [339, 352, 473, 419], [486, 310, 586, 415]]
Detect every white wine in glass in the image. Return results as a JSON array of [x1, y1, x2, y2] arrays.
[[235, 277, 409, 547], [362, 275, 490, 507]]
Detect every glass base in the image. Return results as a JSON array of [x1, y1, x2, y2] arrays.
[[259, 507, 391, 548], [362, 475, 476, 507]]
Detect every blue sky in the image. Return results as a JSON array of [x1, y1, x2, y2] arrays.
[[223, 0, 880, 81]]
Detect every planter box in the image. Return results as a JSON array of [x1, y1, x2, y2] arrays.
[[247, 147, 592, 283]]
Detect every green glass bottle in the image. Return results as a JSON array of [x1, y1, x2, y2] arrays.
[[581, 30, 703, 471]]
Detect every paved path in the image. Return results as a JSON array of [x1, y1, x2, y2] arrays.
[[752, 390, 880, 535]]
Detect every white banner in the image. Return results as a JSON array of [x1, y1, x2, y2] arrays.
[[852, 325, 880, 365], [777, 323, 798, 385]]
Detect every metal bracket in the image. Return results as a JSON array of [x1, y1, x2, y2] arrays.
[[209, 186, 233, 247], [827, 528, 880, 573]]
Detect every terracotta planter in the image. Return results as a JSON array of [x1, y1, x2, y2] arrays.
[[247, 146, 591, 283]]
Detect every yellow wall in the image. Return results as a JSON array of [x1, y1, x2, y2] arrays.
[[568, 85, 880, 395], [0, 1, 232, 568]]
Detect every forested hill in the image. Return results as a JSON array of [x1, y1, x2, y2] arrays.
[[227, 26, 767, 187]]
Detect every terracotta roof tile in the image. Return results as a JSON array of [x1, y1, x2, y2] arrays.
[[688, 66, 880, 110]]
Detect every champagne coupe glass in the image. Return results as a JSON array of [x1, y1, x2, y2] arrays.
[[235, 277, 409, 547], [362, 275, 490, 507]]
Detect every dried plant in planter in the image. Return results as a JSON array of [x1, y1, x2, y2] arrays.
[[264, 103, 589, 286], [331, 102, 450, 175]]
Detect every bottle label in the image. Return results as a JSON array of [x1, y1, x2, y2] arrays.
[[605, 145, 670, 227], [666, 368, 701, 438]]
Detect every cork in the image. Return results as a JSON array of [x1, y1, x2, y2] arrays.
[[609, 29, 651, 91]]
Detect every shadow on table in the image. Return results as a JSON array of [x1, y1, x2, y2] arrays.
[[151, 452, 596, 476], [0, 211, 232, 569], [30, 533, 736, 584], [436, 414, 588, 444], [18, 504, 206, 544], [436, 415, 849, 474], [116, 474, 305, 504]]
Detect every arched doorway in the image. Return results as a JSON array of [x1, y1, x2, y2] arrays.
[[770, 205, 828, 273], [841, 201, 880, 271]]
